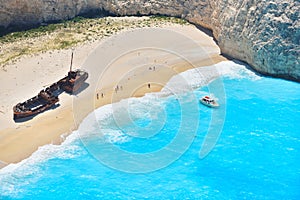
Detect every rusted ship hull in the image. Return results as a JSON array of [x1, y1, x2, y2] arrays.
[[13, 98, 59, 119], [13, 70, 88, 120], [13, 88, 60, 120], [58, 70, 88, 94], [13, 52, 88, 120]]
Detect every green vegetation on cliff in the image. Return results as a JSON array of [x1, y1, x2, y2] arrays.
[[0, 16, 188, 69]]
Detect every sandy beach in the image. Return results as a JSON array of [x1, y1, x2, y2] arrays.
[[0, 17, 227, 167]]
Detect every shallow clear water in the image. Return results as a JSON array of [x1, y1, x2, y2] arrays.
[[1, 62, 300, 199]]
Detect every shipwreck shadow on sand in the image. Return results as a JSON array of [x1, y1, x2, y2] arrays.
[[71, 82, 90, 96]]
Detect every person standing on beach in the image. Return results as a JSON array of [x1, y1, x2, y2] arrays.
[[148, 83, 151, 88]]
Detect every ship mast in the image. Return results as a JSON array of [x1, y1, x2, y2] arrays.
[[69, 51, 74, 72]]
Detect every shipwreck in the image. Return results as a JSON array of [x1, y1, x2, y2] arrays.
[[13, 52, 88, 120]]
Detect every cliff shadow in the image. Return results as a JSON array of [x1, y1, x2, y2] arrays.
[[193, 24, 218, 45]]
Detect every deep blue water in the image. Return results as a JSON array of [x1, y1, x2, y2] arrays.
[[1, 62, 300, 199]]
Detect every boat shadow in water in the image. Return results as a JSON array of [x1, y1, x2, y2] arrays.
[[14, 104, 61, 123]]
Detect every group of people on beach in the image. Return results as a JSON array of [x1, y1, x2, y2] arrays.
[[96, 64, 157, 100], [95, 84, 123, 100], [149, 66, 156, 71], [114, 85, 123, 93], [96, 93, 104, 100]]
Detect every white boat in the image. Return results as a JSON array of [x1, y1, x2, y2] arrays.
[[200, 95, 219, 108]]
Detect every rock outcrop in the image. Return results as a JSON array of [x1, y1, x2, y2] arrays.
[[0, 0, 299, 81]]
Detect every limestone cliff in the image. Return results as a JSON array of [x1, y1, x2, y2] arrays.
[[0, 0, 299, 81]]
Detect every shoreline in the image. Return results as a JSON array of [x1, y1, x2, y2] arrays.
[[0, 20, 227, 168]]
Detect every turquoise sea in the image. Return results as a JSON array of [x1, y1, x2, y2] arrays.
[[1, 61, 300, 199]]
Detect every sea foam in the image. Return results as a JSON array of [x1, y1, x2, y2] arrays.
[[0, 60, 259, 177], [162, 60, 260, 96]]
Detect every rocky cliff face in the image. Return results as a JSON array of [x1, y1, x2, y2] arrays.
[[0, 0, 299, 81]]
